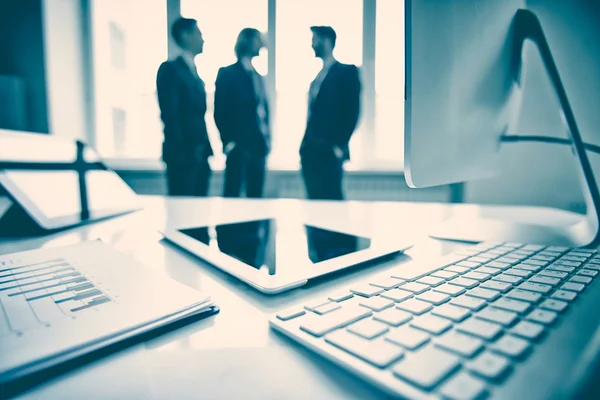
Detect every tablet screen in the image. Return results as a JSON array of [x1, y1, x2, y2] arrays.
[[178, 219, 371, 275]]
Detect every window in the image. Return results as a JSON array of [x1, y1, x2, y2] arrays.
[[274, 0, 363, 168], [375, 0, 405, 165], [111, 107, 126, 155], [181, 0, 268, 168], [108, 22, 126, 70], [92, 0, 167, 159], [90, 0, 405, 171]]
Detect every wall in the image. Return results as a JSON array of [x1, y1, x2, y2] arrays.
[[0, 0, 49, 133], [42, 0, 90, 142], [466, 0, 600, 213]]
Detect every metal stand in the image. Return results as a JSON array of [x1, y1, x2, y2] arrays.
[[429, 9, 600, 248]]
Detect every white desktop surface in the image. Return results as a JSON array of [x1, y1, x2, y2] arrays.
[[0, 196, 584, 400]]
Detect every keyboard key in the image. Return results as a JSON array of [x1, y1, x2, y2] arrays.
[[434, 283, 466, 297], [435, 331, 484, 357], [432, 304, 471, 322], [350, 284, 384, 298], [521, 259, 547, 267], [439, 372, 488, 400], [451, 296, 486, 311], [510, 321, 545, 340], [475, 267, 502, 276], [562, 256, 587, 262], [505, 289, 542, 303], [466, 287, 500, 301], [358, 296, 395, 312], [558, 260, 582, 267], [463, 272, 491, 282], [380, 289, 413, 303], [401, 282, 430, 294], [417, 291, 450, 305], [457, 318, 503, 340], [570, 275, 592, 285], [374, 308, 413, 327], [513, 264, 541, 272], [466, 352, 511, 381], [561, 282, 585, 293], [476, 307, 518, 326], [473, 256, 496, 263], [551, 290, 577, 302], [276, 307, 306, 321], [417, 276, 445, 287], [479, 280, 511, 293], [540, 299, 568, 312], [526, 309, 557, 325], [445, 265, 470, 274], [326, 330, 404, 368], [584, 263, 600, 270], [432, 270, 459, 280], [314, 302, 342, 315], [569, 250, 594, 259], [449, 277, 479, 289], [577, 269, 598, 277], [518, 282, 552, 294], [300, 305, 372, 337], [347, 318, 389, 339], [496, 257, 519, 265], [487, 261, 511, 270], [328, 291, 354, 302], [391, 346, 461, 390], [410, 315, 453, 335], [491, 298, 531, 314], [538, 270, 569, 279], [369, 276, 405, 290], [505, 268, 532, 278], [386, 325, 431, 350], [456, 261, 480, 269], [547, 265, 575, 273], [493, 274, 523, 285], [546, 246, 569, 253], [529, 275, 561, 286], [396, 298, 432, 315], [489, 335, 530, 359], [304, 299, 331, 312]]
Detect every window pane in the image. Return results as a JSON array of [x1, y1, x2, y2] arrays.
[[92, 0, 167, 159], [274, 0, 363, 168], [181, 0, 268, 168], [375, 0, 404, 164]]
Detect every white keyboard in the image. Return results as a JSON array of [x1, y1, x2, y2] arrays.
[[269, 242, 598, 399]]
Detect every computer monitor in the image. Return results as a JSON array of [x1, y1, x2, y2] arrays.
[[404, 1, 600, 247]]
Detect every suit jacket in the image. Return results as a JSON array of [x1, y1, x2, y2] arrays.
[[214, 62, 271, 157], [156, 56, 213, 164], [301, 62, 361, 160]]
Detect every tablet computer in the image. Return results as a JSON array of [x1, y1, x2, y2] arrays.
[[0, 129, 140, 233], [162, 218, 412, 294]]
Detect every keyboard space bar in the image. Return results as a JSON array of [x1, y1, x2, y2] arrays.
[[390, 253, 467, 281]]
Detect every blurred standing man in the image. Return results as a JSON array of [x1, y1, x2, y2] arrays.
[[156, 17, 213, 196], [214, 28, 271, 198], [300, 26, 361, 200]]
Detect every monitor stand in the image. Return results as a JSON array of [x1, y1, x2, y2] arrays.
[[429, 9, 600, 249]]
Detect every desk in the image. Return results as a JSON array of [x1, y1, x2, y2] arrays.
[[0, 196, 584, 399]]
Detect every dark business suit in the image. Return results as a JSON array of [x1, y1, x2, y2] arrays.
[[300, 62, 361, 200], [214, 62, 271, 198], [156, 56, 213, 196]]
